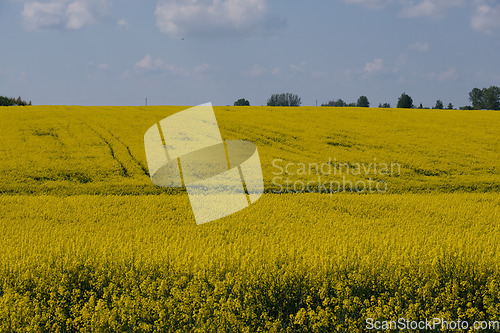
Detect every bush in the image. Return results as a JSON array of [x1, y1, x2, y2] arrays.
[[234, 98, 250, 106], [322, 99, 346, 107]]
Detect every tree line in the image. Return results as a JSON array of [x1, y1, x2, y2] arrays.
[[234, 86, 500, 110], [0, 96, 31, 106]]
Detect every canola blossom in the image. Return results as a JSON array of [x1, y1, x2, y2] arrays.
[[0, 105, 498, 332]]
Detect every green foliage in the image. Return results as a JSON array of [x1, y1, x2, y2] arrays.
[[234, 98, 250, 106], [435, 100, 444, 109], [356, 96, 370, 107], [378, 103, 391, 108], [469, 86, 500, 110], [397, 92, 413, 109], [0, 95, 31, 106], [322, 99, 346, 107], [447, 103, 454, 110], [267, 93, 302, 107], [0, 96, 14, 106]]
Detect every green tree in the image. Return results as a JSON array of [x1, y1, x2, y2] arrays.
[[322, 99, 346, 107], [0, 96, 13, 106], [447, 103, 454, 110], [267, 93, 302, 107], [469, 86, 500, 110], [397, 93, 413, 109], [435, 100, 444, 109], [356, 96, 370, 107], [0, 95, 30, 106], [483, 86, 500, 110], [469, 88, 484, 110], [378, 103, 391, 108], [234, 98, 250, 106]]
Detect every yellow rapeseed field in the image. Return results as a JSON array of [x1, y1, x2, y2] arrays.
[[0, 105, 498, 332]]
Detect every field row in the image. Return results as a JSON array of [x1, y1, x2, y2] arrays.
[[0, 106, 498, 194], [1, 193, 498, 271], [0, 193, 499, 331]]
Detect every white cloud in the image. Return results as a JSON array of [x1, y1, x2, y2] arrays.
[[154, 0, 285, 38], [97, 63, 109, 70], [401, 0, 440, 18], [364, 58, 384, 74], [290, 62, 307, 73], [194, 63, 210, 73], [420, 67, 458, 81], [23, 2, 65, 30], [135, 54, 168, 72], [400, 0, 464, 18], [346, 0, 464, 19], [120, 70, 131, 79], [396, 53, 408, 67], [437, 67, 457, 81], [471, 3, 500, 34], [408, 41, 430, 51], [117, 18, 128, 29], [346, 0, 500, 34], [135, 55, 208, 77], [23, 0, 108, 31], [245, 64, 280, 77], [247, 64, 266, 77], [344, 0, 394, 9]]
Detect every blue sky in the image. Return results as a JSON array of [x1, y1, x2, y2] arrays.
[[1, 0, 500, 107]]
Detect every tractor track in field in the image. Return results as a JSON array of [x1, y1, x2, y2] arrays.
[[98, 126, 150, 177], [80, 121, 131, 178]]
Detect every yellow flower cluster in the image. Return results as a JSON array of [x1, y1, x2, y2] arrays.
[[0, 105, 498, 331]]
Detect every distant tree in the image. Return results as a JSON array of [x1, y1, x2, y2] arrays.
[[0, 96, 13, 106], [0, 95, 30, 106], [469, 86, 500, 110], [234, 98, 250, 106], [483, 86, 500, 110], [397, 93, 413, 109], [447, 103, 454, 110], [267, 93, 302, 107], [346, 102, 356, 107], [460, 106, 474, 110], [435, 100, 444, 109], [469, 88, 484, 110], [378, 103, 391, 108], [356, 96, 370, 107], [322, 99, 346, 107], [418, 103, 423, 109]]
